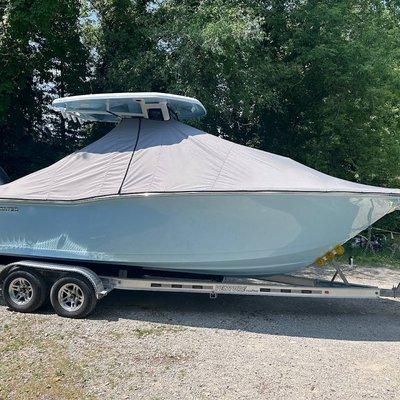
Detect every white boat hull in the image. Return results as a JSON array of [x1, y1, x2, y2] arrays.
[[0, 192, 398, 276]]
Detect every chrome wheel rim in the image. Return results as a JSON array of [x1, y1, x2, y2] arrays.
[[58, 283, 85, 312], [8, 278, 34, 305]]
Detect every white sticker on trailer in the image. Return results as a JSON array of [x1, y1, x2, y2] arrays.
[[215, 285, 259, 293]]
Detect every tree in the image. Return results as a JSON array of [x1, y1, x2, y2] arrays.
[[0, 0, 89, 179], [2, 0, 400, 192], [257, 0, 400, 186], [91, 0, 160, 92], [152, 0, 400, 187]]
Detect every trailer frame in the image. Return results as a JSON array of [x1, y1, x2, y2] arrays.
[[0, 260, 399, 318]]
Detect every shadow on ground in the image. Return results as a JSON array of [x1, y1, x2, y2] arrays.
[[1, 288, 399, 342], [96, 290, 400, 342]]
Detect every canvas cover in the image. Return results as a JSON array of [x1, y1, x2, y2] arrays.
[[0, 118, 399, 201]]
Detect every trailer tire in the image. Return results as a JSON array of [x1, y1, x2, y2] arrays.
[[50, 276, 97, 319], [2, 270, 47, 313]]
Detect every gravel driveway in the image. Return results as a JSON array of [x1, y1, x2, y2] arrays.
[[1, 265, 400, 400]]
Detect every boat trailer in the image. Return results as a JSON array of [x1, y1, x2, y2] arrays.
[[0, 260, 399, 318]]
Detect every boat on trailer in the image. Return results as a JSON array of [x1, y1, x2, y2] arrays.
[[0, 92, 399, 317]]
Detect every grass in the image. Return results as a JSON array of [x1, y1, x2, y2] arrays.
[[107, 324, 184, 340], [338, 246, 400, 269], [0, 317, 96, 400], [133, 325, 183, 339]]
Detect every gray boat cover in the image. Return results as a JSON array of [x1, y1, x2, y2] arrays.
[[0, 118, 399, 201]]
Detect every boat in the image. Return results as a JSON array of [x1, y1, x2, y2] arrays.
[[0, 92, 398, 276]]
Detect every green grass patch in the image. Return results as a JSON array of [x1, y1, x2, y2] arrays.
[[339, 246, 400, 269]]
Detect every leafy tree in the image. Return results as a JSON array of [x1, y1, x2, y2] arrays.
[[0, 0, 89, 179], [2, 0, 400, 195], [152, 0, 400, 187], [152, 0, 271, 143], [91, 0, 160, 92], [257, 0, 400, 186]]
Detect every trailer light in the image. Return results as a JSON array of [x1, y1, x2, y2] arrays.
[[315, 257, 326, 267], [325, 251, 335, 261], [334, 245, 345, 256], [315, 244, 345, 267]]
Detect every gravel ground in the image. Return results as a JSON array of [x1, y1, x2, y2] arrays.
[[1, 265, 400, 400]]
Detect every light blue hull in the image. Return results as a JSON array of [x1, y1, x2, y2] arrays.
[[0, 193, 398, 276]]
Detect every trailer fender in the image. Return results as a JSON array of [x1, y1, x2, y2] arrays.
[[0, 260, 110, 299]]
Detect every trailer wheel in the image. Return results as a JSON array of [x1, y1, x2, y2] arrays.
[[50, 276, 97, 319], [2, 270, 47, 313]]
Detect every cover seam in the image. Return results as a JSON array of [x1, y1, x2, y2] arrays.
[[118, 118, 142, 194], [211, 143, 235, 190]]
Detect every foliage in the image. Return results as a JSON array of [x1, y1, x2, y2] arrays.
[[1, 1, 400, 218], [82, 0, 400, 188], [340, 242, 400, 269], [0, 0, 89, 178]]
